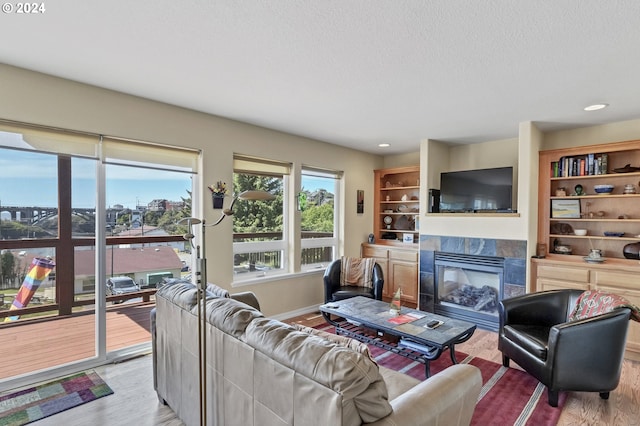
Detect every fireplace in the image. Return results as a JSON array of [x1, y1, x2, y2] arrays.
[[434, 252, 504, 330], [419, 235, 527, 332]]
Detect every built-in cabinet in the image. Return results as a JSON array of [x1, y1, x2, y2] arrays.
[[536, 139, 640, 360], [531, 256, 640, 361], [373, 166, 420, 243], [361, 243, 418, 308], [538, 140, 640, 259]]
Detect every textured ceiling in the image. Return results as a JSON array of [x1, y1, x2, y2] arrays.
[[1, 1, 640, 154]]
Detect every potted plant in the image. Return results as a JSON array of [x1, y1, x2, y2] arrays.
[[208, 181, 227, 209]]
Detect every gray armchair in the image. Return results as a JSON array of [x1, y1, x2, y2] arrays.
[[498, 289, 631, 406]]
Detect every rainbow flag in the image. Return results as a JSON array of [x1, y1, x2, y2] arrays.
[[4, 257, 55, 322]]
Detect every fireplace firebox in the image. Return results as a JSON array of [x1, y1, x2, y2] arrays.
[[434, 252, 504, 330]]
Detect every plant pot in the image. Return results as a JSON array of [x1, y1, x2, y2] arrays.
[[212, 195, 224, 209]]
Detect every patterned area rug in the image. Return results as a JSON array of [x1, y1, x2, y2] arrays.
[[0, 371, 113, 426], [316, 323, 566, 426]]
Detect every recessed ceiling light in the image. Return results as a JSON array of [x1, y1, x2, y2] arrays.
[[378, 143, 390, 148], [584, 103, 609, 111]]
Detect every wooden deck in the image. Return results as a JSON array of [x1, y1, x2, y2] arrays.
[[0, 302, 154, 380]]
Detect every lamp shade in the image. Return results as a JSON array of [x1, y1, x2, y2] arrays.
[[237, 190, 276, 201]]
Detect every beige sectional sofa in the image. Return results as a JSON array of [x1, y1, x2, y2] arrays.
[[152, 281, 482, 426]]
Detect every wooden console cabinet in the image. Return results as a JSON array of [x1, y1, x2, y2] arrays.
[[361, 243, 418, 307], [531, 256, 640, 361]]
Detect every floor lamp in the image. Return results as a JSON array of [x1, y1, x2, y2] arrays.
[[177, 190, 275, 426]]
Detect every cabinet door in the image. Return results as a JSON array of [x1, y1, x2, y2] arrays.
[[389, 260, 418, 303], [596, 284, 640, 360], [594, 270, 640, 360], [376, 258, 391, 299]]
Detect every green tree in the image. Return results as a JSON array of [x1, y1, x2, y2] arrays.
[[1, 250, 16, 286], [301, 202, 334, 232], [232, 174, 283, 234]]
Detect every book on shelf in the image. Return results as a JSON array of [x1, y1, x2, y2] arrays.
[[552, 153, 608, 177]]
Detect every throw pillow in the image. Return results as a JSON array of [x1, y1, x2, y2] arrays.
[[569, 290, 640, 322]]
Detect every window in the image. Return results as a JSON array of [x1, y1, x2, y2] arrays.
[[0, 123, 198, 319], [232, 155, 289, 280], [300, 166, 341, 271]]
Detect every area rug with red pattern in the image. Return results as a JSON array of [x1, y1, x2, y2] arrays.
[[315, 323, 566, 426], [0, 371, 113, 426]]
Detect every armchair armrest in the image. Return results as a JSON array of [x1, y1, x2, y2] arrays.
[[546, 308, 630, 390], [366, 364, 482, 426]]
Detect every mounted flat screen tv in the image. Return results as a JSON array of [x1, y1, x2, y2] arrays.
[[439, 167, 514, 213]]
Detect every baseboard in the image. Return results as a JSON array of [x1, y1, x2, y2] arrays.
[[271, 304, 321, 321]]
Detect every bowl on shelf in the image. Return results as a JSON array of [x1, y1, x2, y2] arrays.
[[604, 231, 625, 237], [593, 184, 614, 194], [574, 229, 587, 236], [554, 245, 572, 254]]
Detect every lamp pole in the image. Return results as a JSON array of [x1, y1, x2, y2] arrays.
[[177, 190, 275, 426]]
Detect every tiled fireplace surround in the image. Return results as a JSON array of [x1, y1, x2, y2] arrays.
[[419, 235, 527, 330]]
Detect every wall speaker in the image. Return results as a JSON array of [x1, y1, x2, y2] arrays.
[[428, 189, 440, 213]]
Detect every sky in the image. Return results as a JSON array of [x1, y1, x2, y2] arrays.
[[1, 147, 330, 210], [0, 148, 192, 209]]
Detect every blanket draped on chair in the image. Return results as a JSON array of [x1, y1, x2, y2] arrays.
[[340, 257, 375, 288], [569, 289, 640, 322]]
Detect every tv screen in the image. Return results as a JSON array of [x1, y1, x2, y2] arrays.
[[440, 167, 513, 213]]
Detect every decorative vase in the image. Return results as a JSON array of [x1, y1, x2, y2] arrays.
[[212, 194, 224, 209], [623, 242, 640, 259]]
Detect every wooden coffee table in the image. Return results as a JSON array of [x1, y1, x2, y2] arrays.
[[320, 296, 476, 377]]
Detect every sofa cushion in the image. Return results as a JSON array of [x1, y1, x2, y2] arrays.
[[244, 318, 393, 423], [203, 297, 263, 338], [156, 280, 200, 310], [291, 324, 373, 359]]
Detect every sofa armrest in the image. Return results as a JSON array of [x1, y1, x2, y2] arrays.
[[230, 291, 260, 311], [366, 364, 482, 426]]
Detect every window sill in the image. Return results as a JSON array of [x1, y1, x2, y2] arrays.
[[231, 268, 325, 288]]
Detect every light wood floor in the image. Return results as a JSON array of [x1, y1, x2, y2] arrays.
[[8, 311, 640, 426]]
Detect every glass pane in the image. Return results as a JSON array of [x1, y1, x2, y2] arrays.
[[0, 148, 58, 239], [72, 157, 97, 237], [301, 246, 334, 269], [0, 246, 57, 321], [301, 173, 336, 268], [232, 173, 284, 242], [106, 164, 193, 238], [233, 250, 283, 276]]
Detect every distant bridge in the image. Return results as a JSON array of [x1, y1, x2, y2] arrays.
[[0, 206, 103, 225]]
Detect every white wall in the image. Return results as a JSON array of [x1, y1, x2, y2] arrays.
[[542, 118, 640, 150], [0, 64, 384, 316], [419, 133, 534, 241]]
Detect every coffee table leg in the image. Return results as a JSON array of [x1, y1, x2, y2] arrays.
[[449, 345, 458, 365], [424, 361, 431, 378]]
